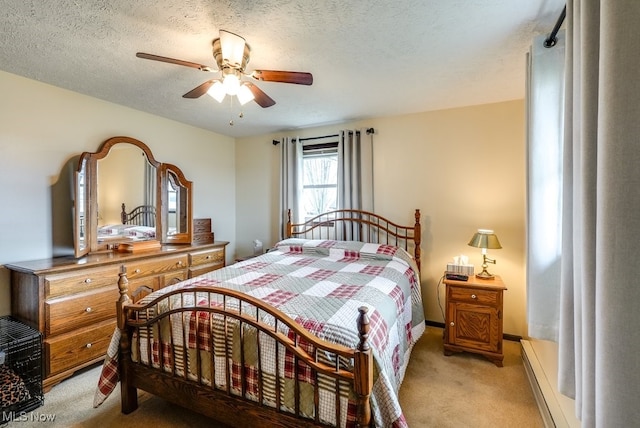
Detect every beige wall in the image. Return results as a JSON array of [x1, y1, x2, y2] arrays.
[[235, 100, 528, 337], [0, 68, 528, 338], [0, 70, 237, 316]]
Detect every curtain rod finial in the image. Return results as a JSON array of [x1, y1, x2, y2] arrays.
[[366, 128, 375, 135], [272, 140, 280, 145]]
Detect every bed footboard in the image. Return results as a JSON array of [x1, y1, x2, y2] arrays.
[[116, 267, 373, 427]]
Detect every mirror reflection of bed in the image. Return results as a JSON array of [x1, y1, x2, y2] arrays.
[[95, 142, 157, 246], [97, 203, 156, 244]]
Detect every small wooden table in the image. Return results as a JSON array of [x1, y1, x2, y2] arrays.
[[443, 274, 507, 367]]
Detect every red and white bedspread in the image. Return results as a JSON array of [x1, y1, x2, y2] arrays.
[[95, 238, 425, 427]]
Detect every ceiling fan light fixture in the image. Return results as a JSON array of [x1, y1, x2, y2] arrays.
[[138, 29, 311, 110], [237, 84, 255, 105], [219, 30, 247, 68], [207, 81, 226, 102], [222, 72, 240, 95]]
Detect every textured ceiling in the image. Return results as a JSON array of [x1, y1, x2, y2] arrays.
[[0, 0, 564, 138]]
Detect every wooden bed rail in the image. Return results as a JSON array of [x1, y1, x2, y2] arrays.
[[287, 208, 421, 271], [116, 266, 373, 427]]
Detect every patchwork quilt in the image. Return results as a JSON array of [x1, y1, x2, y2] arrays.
[[95, 239, 425, 427]]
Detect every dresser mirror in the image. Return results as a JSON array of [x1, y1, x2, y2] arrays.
[[73, 136, 192, 257], [73, 154, 89, 255], [160, 163, 192, 245]]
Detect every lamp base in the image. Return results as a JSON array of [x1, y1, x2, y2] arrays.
[[475, 270, 495, 280]]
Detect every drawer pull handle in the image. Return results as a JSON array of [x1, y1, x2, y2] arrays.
[[471, 294, 477, 299], [134, 269, 141, 274], [84, 278, 92, 284], [86, 343, 92, 349], [85, 307, 92, 313], [206, 255, 211, 259], [450, 322, 455, 327], [177, 261, 183, 266]]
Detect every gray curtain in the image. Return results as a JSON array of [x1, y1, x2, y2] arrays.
[[279, 137, 302, 239], [558, 1, 640, 426], [337, 129, 373, 211], [526, 31, 565, 341], [337, 130, 361, 210]]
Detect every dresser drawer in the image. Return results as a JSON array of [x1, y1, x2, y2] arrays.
[[193, 218, 211, 234], [448, 286, 499, 306], [45, 265, 120, 299], [126, 276, 160, 303], [164, 270, 187, 287], [189, 264, 224, 278], [125, 254, 188, 279], [46, 320, 115, 376], [190, 248, 224, 267], [46, 287, 117, 335]]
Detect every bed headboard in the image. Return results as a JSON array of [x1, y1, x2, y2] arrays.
[[286, 209, 421, 271], [121, 203, 156, 227]]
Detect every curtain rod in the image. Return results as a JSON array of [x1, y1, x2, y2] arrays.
[[272, 128, 375, 145], [544, 5, 566, 48]]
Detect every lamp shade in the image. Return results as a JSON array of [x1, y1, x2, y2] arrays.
[[207, 81, 226, 103], [468, 229, 502, 250], [237, 83, 255, 105]]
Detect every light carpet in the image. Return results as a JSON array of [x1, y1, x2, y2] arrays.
[[4, 326, 542, 427]]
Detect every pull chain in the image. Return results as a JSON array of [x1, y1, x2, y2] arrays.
[[227, 96, 245, 126], [229, 96, 235, 126]]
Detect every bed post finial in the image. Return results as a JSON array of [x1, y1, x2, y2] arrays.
[[116, 265, 130, 330], [116, 264, 138, 413], [357, 306, 370, 351], [354, 306, 373, 427], [286, 209, 293, 238]]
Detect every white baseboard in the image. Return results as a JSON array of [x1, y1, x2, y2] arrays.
[[521, 339, 579, 428]]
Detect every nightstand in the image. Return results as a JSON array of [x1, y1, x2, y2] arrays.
[[443, 274, 507, 367]]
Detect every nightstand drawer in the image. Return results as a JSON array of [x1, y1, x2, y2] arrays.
[[125, 254, 188, 279], [46, 287, 116, 335], [448, 286, 499, 306]]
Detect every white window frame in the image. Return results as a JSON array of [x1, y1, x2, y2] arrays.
[[302, 143, 338, 221]]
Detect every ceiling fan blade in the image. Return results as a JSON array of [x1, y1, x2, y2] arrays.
[[182, 80, 217, 98], [136, 52, 214, 72], [250, 70, 313, 85], [219, 30, 246, 68], [244, 82, 276, 108]]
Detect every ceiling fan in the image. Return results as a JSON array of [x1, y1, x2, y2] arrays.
[[136, 30, 313, 108]]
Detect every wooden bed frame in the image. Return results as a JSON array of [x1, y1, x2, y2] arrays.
[[115, 209, 421, 427], [120, 202, 156, 227], [287, 209, 421, 272]]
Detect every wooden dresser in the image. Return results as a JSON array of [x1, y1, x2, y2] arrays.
[[5, 241, 228, 390], [443, 274, 507, 367]]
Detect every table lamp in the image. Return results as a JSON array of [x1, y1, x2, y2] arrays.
[[467, 229, 502, 279]]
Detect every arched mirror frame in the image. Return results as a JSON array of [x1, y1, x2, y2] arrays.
[[160, 163, 193, 245], [73, 153, 91, 257], [74, 136, 193, 257]]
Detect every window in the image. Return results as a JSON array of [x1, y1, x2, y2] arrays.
[[302, 143, 338, 219]]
